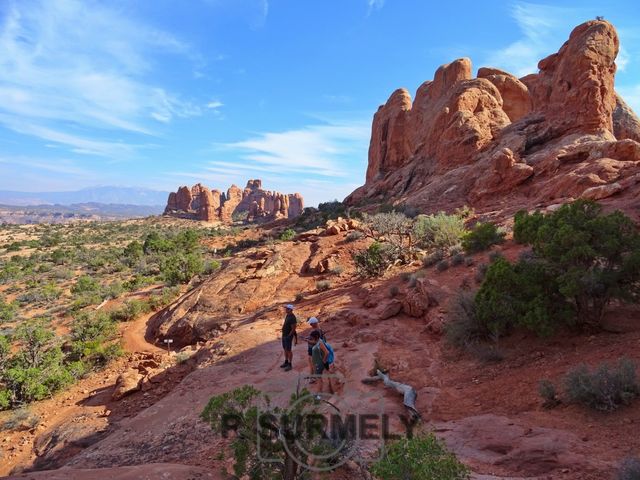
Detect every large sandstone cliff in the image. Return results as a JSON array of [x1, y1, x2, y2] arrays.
[[347, 20, 640, 213], [164, 179, 303, 223]]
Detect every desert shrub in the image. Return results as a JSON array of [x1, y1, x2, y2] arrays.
[[330, 265, 344, 275], [363, 212, 413, 249], [295, 292, 305, 302], [390, 285, 400, 297], [161, 252, 204, 285], [451, 253, 465, 266], [474, 263, 487, 283], [71, 275, 100, 295], [354, 241, 396, 277], [513, 209, 545, 244], [345, 230, 364, 242], [423, 250, 444, 267], [618, 458, 640, 480], [1, 321, 74, 407], [464, 256, 474, 267], [462, 222, 505, 254], [69, 311, 121, 368], [488, 250, 504, 262], [445, 291, 490, 347], [563, 358, 639, 412], [109, 298, 152, 322], [317, 200, 347, 220], [148, 286, 181, 310], [538, 380, 560, 408], [316, 280, 331, 292], [474, 257, 572, 337], [370, 433, 470, 480], [123, 240, 144, 265], [513, 200, 640, 329], [0, 297, 18, 323], [279, 228, 296, 241], [175, 351, 193, 364], [414, 212, 466, 250], [204, 259, 222, 274], [436, 259, 450, 272], [202, 385, 344, 479], [0, 407, 40, 431]]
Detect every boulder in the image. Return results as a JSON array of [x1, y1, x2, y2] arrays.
[[112, 369, 143, 400]]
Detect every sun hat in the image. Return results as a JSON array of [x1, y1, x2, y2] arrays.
[[307, 317, 319, 324], [285, 304, 294, 310]]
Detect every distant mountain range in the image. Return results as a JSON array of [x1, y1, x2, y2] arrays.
[[0, 202, 164, 224], [0, 187, 169, 207]]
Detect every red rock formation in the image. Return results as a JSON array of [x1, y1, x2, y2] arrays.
[[164, 179, 303, 223], [347, 20, 640, 213]]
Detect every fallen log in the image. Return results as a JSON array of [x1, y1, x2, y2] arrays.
[[362, 369, 421, 421]]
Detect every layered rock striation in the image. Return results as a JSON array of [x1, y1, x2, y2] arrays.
[[164, 179, 303, 223], [347, 20, 640, 213]]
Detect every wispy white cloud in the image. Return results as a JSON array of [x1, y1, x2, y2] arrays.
[[219, 119, 370, 178], [165, 118, 370, 206], [617, 84, 640, 115], [367, 0, 385, 16], [207, 100, 224, 110], [0, 0, 201, 156], [485, 2, 578, 77]]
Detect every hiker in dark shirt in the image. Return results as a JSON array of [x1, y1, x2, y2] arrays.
[[280, 304, 297, 372], [302, 317, 325, 378]]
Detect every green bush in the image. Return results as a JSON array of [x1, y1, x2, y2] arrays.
[[474, 257, 572, 337], [513, 200, 640, 329], [371, 433, 469, 480], [436, 259, 450, 272], [71, 275, 100, 295], [462, 222, 505, 254], [161, 252, 204, 285], [414, 212, 466, 250], [444, 291, 489, 347], [538, 380, 559, 408], [450, 253, 465, 266], [354, 241, 395, 277], [1, 320, 74, 407], [0, 296, 17, 323], [423, 250, 444, 268], [316, 280, 331, 292], [279, 228, 296, 241], [564, 358, 639, 412]]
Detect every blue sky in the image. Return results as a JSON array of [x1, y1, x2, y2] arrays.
[[0, 0, 639, 206]]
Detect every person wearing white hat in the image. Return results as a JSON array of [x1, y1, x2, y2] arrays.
[[280, 304, 297, 371], [303, 316, 326, 378]]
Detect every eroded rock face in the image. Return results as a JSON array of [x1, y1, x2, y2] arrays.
[[164, 179, 303, 223], [347, 20, 640, 213]]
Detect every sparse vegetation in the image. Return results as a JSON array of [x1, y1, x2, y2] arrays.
[[444, 291, 489, 347], [462, 222, 505, 254], [413, 211, 467, 250], [423, 250, 444, 268], [371, 433, 470, 480], [513, 200, 640, 329], [316, 280, 331, 291], [279, 228, 296, 241], [354, 241, 396, 277], [563, 358, 639, 412], [201, 385, 346, 479], [538, 379, 560, 408], [436, 259, 450, 272]]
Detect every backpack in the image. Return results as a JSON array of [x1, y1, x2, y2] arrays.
[[322, 340, 335, 365]]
